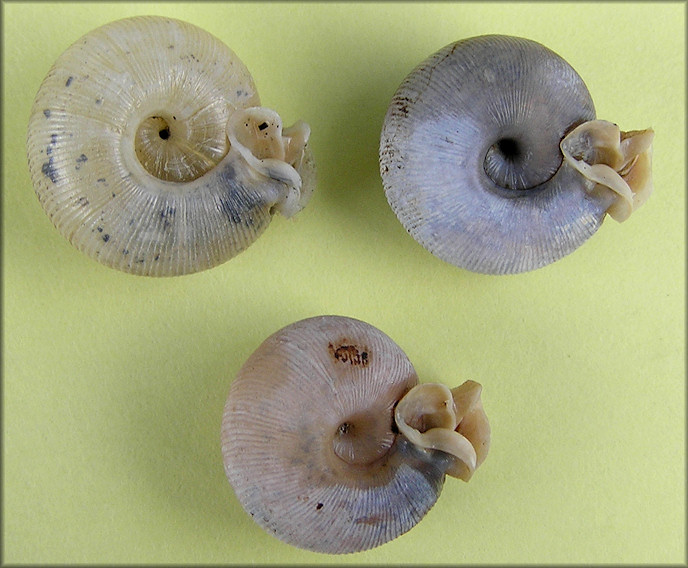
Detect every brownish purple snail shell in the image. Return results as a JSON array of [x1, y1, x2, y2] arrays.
[[380, 35, 654, 274], [221, 316, 490, 553], [26, 16, 315, 276]]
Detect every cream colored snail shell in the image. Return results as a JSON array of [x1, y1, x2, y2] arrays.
[[380, 35, 654, 275], [26, 16, 315, 276], [221, 316, 490, 553]]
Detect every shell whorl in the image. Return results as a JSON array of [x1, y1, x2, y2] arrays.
[[221, 316, 490, 553], [26, 16, 315, 276], [380, 35, 653, 274]]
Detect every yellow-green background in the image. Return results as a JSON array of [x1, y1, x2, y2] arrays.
[[3, 2, 685, 564]]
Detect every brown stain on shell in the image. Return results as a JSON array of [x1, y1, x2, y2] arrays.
[[328, 341, 369, 367]]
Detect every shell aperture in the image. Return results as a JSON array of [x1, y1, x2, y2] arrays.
[[26, 16, 315, 276], [379, 35, 654, 274], [221, 315, 490, 553]]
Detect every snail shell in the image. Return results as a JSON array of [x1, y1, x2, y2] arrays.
[[380, 35, 653, 274], [221, 316, 490, 553], [26, 16, 315, 276]]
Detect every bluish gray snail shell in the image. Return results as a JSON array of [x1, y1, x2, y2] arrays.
[[380, 35, 654, 274], [26, 16, 315, 276]]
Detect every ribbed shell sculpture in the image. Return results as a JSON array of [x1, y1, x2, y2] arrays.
[[380, 35, 654, 274], [26, 16, 315, 276], [222, 315, 490, 553]]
